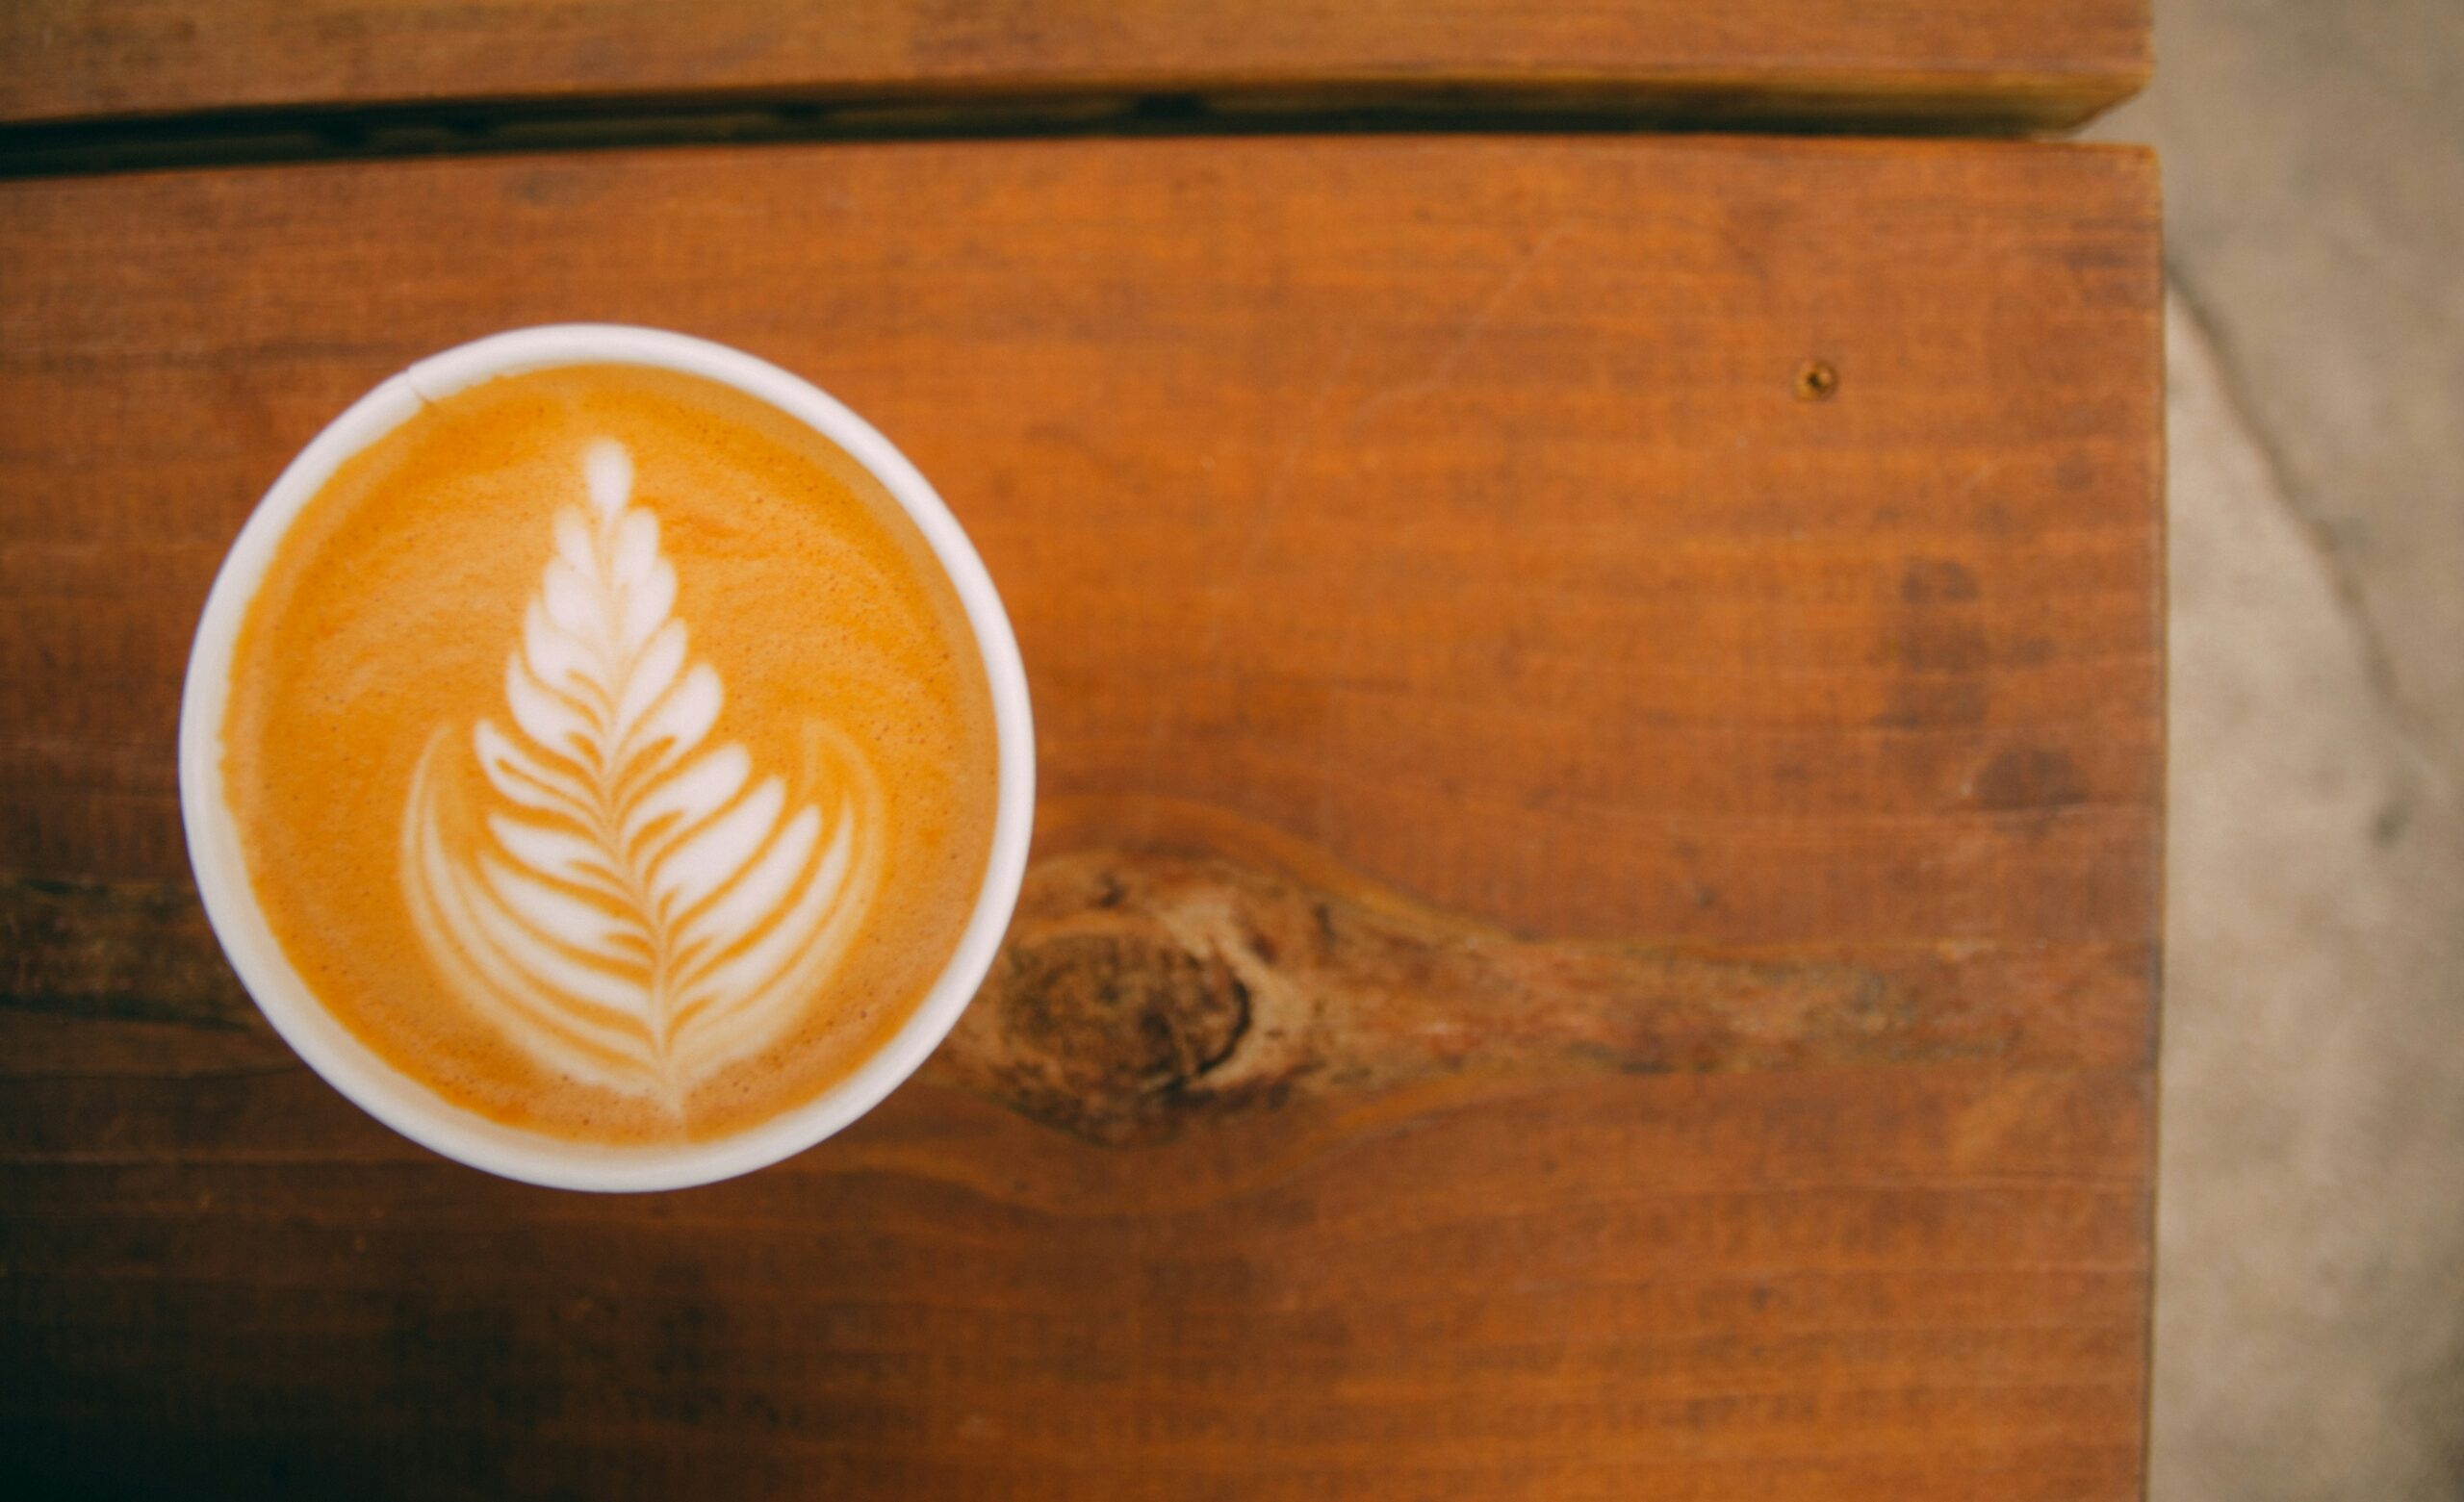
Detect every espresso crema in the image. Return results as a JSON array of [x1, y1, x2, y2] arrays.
[[218, 364, 999, 1145]]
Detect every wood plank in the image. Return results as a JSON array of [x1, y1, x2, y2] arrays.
[[6, 852, 2150, 1145], [0, 0, 2149, 136], [0, 137, 2162, 1497]]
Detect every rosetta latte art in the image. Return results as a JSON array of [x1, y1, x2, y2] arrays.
[[402, 440, 883, 1107]]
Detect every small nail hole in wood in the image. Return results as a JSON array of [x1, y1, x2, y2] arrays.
[[1796, 360, 1839, 401]]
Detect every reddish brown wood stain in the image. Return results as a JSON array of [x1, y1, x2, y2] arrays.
[[0, 137, 2160, 1498], [0, 0, 2149, 130]]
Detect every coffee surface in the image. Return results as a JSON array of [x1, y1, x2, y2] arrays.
[[221, 364, 998, 1144]]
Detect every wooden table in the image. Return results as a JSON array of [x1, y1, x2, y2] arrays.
[[1, 6, 2161, 1497]]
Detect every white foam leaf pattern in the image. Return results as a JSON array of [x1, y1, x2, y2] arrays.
[[402, 439, 883, 1108]]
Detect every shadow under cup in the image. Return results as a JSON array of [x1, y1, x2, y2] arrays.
[[179, 325, 1036, 1191]]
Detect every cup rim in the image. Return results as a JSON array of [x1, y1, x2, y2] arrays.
[[177, 323, 1036, 1191]]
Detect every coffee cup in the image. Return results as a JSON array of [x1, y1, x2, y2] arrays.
[[180, 325, 1034, 1190]]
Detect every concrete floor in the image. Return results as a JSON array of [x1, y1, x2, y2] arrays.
[[2087, 1, 2464, 1496]]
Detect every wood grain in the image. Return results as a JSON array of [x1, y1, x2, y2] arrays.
[[0, 138, 2161, 1497], [5, 837, 2142, 1150], [0, 0, 2150, 135]]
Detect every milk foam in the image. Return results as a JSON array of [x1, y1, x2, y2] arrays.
[[216, 358, 1004, 1153], [400, 440, 885, 1108]]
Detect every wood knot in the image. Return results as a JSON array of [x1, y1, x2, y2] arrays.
[[917, 846, 1959, 1147], [1010, 932, 1250, 1089], [969, 930, 1254, 1142]]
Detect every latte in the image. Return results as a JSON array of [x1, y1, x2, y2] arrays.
[[215, 362, 1001, 1147]]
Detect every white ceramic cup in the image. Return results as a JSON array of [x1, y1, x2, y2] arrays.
[[179, 325, 1035, 1191]]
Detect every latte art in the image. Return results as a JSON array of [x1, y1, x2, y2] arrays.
[[401, 441, 883, 1107], [214, 362, 1001, 1148]]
